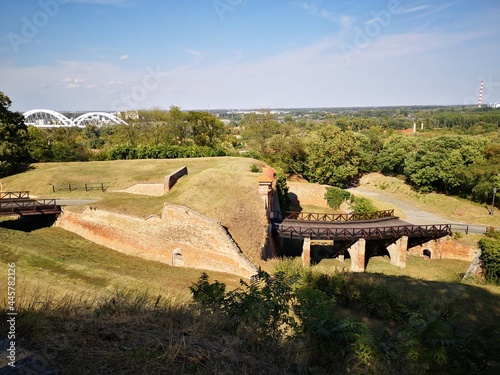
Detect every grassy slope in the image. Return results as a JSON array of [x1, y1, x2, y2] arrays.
[[358, 172, 500, 227], [0, 157, 268, 266], [1, 162, 500, 373]]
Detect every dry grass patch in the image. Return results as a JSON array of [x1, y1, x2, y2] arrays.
[[0, 221, 243, 304], [0, 157, 268, 267], [315, 255, 471, 283], [360, 173, 500, 226]]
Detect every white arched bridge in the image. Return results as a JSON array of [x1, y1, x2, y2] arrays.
[[23, 109, 129, 128]]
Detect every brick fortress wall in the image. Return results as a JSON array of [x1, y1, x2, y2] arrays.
[[56, 204, 258, 278]]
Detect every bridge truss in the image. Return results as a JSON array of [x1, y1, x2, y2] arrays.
[[22, 109, 128, 128]]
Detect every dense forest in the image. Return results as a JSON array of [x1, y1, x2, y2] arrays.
[[2, 91, 500, 206]]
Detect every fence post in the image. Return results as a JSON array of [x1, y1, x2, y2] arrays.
[[101, 183, 105, 192], [68, 184, 72, 192], [85, 183, 88, 191]]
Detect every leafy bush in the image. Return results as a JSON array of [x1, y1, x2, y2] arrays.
[[351, 196, 378, 215], [485, 226, 500, 240], [191, 270, 296, 340], [250, 164, 262, 173], [324, 187, 352, 209], [191, 268, 500, 374], [107, 143, 228, 160], [478, 238, 500, 284]]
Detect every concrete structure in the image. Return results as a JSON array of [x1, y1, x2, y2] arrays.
[[114, 167, 188, 196], [164, 166, 188, 192]]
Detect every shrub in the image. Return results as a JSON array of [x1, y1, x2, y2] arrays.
[[250, 164, 261, 173], [191, 270, 296, 340], [107, 143, 228, 160], [478, 238, 500, 284], [324, 187, 352, 209], [351, 196, 378, 215], [485, 226, 500, 240]]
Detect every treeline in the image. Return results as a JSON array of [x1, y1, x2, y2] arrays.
[[240, 110, 500, 206], [22, 105, 236, 164], [2, 89, 500, 206]]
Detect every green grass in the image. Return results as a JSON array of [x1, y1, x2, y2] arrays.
[[1, 157, 269, 266], [315, 255, 471, 283], [1, 160, 500, 374], [360, 173, 500, 227], [0, 220, 243, 302]]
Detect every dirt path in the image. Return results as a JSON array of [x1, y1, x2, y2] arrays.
[[347, 186, 487, 234]]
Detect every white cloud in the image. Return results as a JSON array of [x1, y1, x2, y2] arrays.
[[300, 0, 353, 28], [0, 25, 494, 111], [396, 5, 429, 14], [120, 55, 128, 61]]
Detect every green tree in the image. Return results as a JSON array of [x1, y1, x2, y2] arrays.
[[241, 110, 281, 154], [0, 92, 30, 177], [167, 105, 190, 145], [305, 125, 365, 187], [187, 111, 226, 147], [267, 134, 307, 176], [404, 135, 486, 194], [377, 135, 418, 175]]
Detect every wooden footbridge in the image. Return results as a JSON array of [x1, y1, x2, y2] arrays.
[[271, 210, 452, 272], [0, 191, 61, 217]]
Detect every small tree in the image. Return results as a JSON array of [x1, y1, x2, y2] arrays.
[[324, 187, 352, 210]]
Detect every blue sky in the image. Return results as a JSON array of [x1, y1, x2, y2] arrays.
[[0, 0, 499, 112]]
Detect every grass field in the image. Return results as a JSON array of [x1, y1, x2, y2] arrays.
[[358, 173, 500, 227], [0, 157, 269, 266], [1, 160, 499, 374]]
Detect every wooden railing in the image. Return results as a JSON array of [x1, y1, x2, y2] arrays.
[[0, 191, 30, 200], [0, 199, 61, 216], [276, 223, 452, 240], [273, 209, 395, 222]]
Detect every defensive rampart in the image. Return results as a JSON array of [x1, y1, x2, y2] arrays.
[[55, 204, 258, 278]]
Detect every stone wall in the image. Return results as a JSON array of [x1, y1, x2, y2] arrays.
[[55, 204, 258, 278], [408, 236, 478, 261], [164, 166, 188, 192]]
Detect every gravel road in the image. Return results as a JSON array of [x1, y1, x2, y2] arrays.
[[347, 187, 488, 234]]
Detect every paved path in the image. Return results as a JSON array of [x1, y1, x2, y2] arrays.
[[56, 199, 99, 206], [347, 187, 487, 234]]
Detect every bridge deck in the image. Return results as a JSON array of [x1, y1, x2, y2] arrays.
[[276, 218, 452, 241], [0, 199, 62, 217]]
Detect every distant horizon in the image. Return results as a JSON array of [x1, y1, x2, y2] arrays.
[[17, 103, 487, 114]]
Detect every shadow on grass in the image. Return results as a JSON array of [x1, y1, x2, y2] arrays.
[[0, 214, 58, 232]]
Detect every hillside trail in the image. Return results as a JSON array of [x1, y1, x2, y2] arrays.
[[346, 186, 488, 234]]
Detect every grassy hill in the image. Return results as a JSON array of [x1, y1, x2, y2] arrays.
[[1, 160, 499, 374], [0, 157, 268, 266]]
